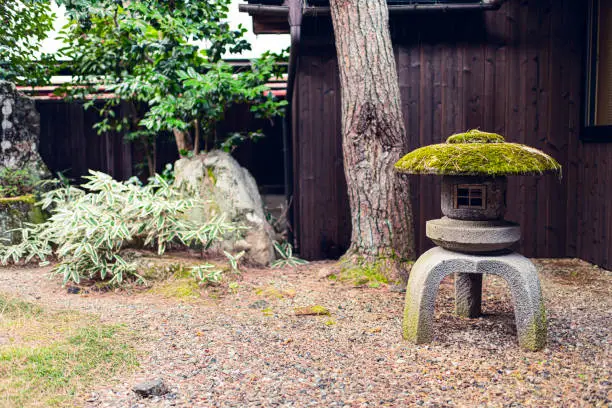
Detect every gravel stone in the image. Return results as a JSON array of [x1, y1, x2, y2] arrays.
[[132, 379, 167, 398], [0, 257, 609, 407]]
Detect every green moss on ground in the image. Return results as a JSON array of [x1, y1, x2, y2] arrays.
[[294, 305, 331, 316], [324, 318, 336, 326], [255, 286, 284, 299], [148, 279, 200, 300], [338, 254, 412, 287], [255, 285, 296, 299]]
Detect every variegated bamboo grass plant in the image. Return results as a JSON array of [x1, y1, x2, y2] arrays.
[[0, 170, 243, 285]]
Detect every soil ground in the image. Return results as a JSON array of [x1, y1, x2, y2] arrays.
[[0, 257, 610, 407]]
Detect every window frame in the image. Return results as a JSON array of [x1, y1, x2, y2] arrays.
[[454, 184, 486, 210], [582, 0, 612, 142]]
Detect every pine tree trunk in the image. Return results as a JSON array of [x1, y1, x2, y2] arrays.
[[330, 0, 415, 281]]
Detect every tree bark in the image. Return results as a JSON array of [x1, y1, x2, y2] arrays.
[[329, 0, 415, 281], [173, 128, 193, 154]]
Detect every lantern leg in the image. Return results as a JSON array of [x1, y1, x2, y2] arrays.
[[454, 273, 482, 318], [403, 247, 547, 351]]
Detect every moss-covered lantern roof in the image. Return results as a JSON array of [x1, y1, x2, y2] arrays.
[[395, 130, 562, 177]]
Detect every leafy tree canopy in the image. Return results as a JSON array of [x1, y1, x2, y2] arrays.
[[56, 0, 287, 174], [0, 0, 56, 85]]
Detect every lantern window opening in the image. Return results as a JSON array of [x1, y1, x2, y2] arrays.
[[454, 184, 486, 209]]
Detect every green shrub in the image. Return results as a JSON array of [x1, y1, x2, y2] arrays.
[[271, 241, 308, 268], [190, 264, 223, 285], [0, 167, 41, 198], [0, 170, 243, 285]]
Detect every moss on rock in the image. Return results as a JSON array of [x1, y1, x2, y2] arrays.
[[395, 142, 561, 177], [0, 195, 46, 244], [446, 129, 505, 144], [395, 130, 561, 177], [0, 195, 37, 205], [518, 301, 547, 352]]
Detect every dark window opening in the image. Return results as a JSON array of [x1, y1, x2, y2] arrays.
[[454, 185, 486, 209], [583, 0, 612, 141]]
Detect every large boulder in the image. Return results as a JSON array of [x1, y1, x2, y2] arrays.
[[174, 151, 275, 266], [0, 81, 49, 176], [0, 82, 49, 244]]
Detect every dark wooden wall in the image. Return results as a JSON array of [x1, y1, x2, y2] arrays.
[[293, 0, 599, 265], [293, 48, 351, 259], [37, 101, 135, 181], [36, 100, 285, 190], [575, 142, 612, 268]]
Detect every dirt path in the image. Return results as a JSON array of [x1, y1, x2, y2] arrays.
[[0, 258, 610, 407]]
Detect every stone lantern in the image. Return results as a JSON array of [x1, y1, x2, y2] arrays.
[[395, 130, 561, 351]]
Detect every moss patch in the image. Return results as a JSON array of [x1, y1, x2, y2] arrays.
[[395, 129, 561, 177], [28, 204, 46, 224], [149, 279, 200, 300], [138, 262, 187, 281], [294, 305, 330, 316], [324, 319, 336, 326], [255, 285, 296, 299], [518, 302, 547, 352], [206, 166, 217, 186], [395, 142, 561, 177], [0, 195, 36, 205], [402, 289, 420, 342], [0, 195, 47, 244], [339, 259, 392, 287], [135, 257, 225, 282], [446, 129, 505, 144]]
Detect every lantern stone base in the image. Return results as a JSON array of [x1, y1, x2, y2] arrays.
[[426, 217, 520, 253], [403, 247, 547, 351]]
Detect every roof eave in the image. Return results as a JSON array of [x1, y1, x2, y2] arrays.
[[239, 0, 506, 18]]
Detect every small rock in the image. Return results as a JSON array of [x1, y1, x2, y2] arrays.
[[389, 284, 406, 293], [248, 299, 269, 309], [132, 378, 167, 398], [86, 392, 99, 402], [67, 286, 81, 294], [294, 305, 330, 316]]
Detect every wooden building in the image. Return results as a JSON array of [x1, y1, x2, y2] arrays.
[[22, 71, 287, 193], [34, 100, 286, 193], [241, 0, 612, 270]]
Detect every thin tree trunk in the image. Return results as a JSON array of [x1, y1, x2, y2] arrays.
[[193, 119, 200, 155], [173, 128, 193, 155], [329, 0, 415, 281], [142, 136, 155, 176]]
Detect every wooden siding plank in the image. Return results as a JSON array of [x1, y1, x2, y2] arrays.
[[292, 0, 591, 263]]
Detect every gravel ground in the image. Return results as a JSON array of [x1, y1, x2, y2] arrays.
[[0, 257, 610, 407]]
